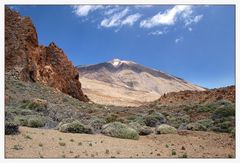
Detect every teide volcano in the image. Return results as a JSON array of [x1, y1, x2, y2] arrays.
[[77, 59, 205, 106]]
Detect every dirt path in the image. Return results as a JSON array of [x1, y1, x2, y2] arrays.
[[5, 127, 235, 158]]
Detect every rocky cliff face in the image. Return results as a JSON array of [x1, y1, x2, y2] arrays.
[[5, 7, 89, 102]]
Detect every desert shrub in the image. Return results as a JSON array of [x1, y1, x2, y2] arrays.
[[197, 119, 214, 129], [139, 126, 152, 135], [15, 116, 28, 126], [20, 99, 48, 113], [59, 120, 93, 134], [89, 117, 106, 131], [144, 112, 166, 127], [101, 122, 139, 140], [211, 102, 235, 120], [196, 105, 212, 113], [56, 118, 76, 130], [211, 121, 232, 133], [167, 114, 190, 128], [59, 121, 85, 133], [178, 123, 188, 130], [105, 113, 118, 123], [186, 122, 206, 131], [131, 116, 146, 126], [20, 109, 33, 116], [156, 124, 177, 134], [128, 122, 152, 135], [27, 116, 47, 128], [5, 121, 19, 135]]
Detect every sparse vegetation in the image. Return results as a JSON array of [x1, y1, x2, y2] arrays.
[[172, 149, 176, 155], [186, 122, 207, 131], [59, 142, 66, 146], [128, 122, 152, 135], [58, 120, 93, 134], [5, 121, 19, 135], [13, 144, 23, 150], [105, 149, 110, 154], [24, 135, 32, 139], [197, 119, 214, 129], [156, 124, 177, 134], [144, 112, 166, 127], [106, 113, 118, 123], [101, 122, 139, 140]]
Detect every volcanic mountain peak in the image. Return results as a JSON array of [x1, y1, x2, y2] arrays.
[[108, 58, 136, 67], [78, 59, 205, 106]]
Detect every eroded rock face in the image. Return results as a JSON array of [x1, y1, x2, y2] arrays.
[[5, 7, 89, 102]]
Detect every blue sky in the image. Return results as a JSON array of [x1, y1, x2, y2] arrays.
[[9, 5, 235, 89]]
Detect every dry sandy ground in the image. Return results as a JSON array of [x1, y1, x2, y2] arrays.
[[5, 127, 235, 158]]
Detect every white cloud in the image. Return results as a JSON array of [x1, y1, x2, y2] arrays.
[[104, 7, 121, 15], [184, 14, 203, 26], [72, 5, 104, 17], [175, 37, 183, 43], [188, 27, 193, 31], [121, 13, 142, 26], [100, 8, 129, 28], [140, 5, 192, 28], [148, 29, 168, 36]]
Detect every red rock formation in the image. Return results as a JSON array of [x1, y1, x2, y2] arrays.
[[5, 7, 89, 102]]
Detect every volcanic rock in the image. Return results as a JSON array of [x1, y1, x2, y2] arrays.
[[5, 7, 89, 102]]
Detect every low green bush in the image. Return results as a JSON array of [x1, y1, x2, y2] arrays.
[[167, 114, 190, 128], [156, 124, 177, 134], [20, 99, 48, 113], [101, 122, 139, 140], [186, 122, 207, 131], [59, 120, 93, 134], [128, 122, 152, 135], [28, 116, 46, 128], [15, 115, 46, 128], [197, 119, 214, 129], [211, 121, 232, 133], [89, 117, 106, 131], [144, 112, 166, 127], [105, 113, 118, 123], [211, 103, 235, 120]]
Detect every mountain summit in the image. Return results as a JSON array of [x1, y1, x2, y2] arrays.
[[77, 59, 205, 106]]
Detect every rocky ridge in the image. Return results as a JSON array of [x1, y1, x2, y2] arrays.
[[5, 7, 88, 102]]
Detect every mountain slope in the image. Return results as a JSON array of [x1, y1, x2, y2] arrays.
[[77, 59, 205, 106]]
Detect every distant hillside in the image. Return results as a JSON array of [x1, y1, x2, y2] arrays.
[[148, 85, 235, 107]]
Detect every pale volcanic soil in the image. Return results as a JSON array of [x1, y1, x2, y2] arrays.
[[5, 127, 235, 158]]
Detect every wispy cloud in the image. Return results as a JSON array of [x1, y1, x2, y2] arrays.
[[140, 5, 203, 29], [72, 5, 104, 17], [184, 14, 203, 26], [140, 5, 192, 28], [100, 8, 129, 28], [121, 13, 142, 26], [148, 30, 167, 36], [71, 5, 204, 33], [175, 36, 183, 43]]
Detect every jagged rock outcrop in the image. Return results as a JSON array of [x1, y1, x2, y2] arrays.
[[5, 7, 89, 102]]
